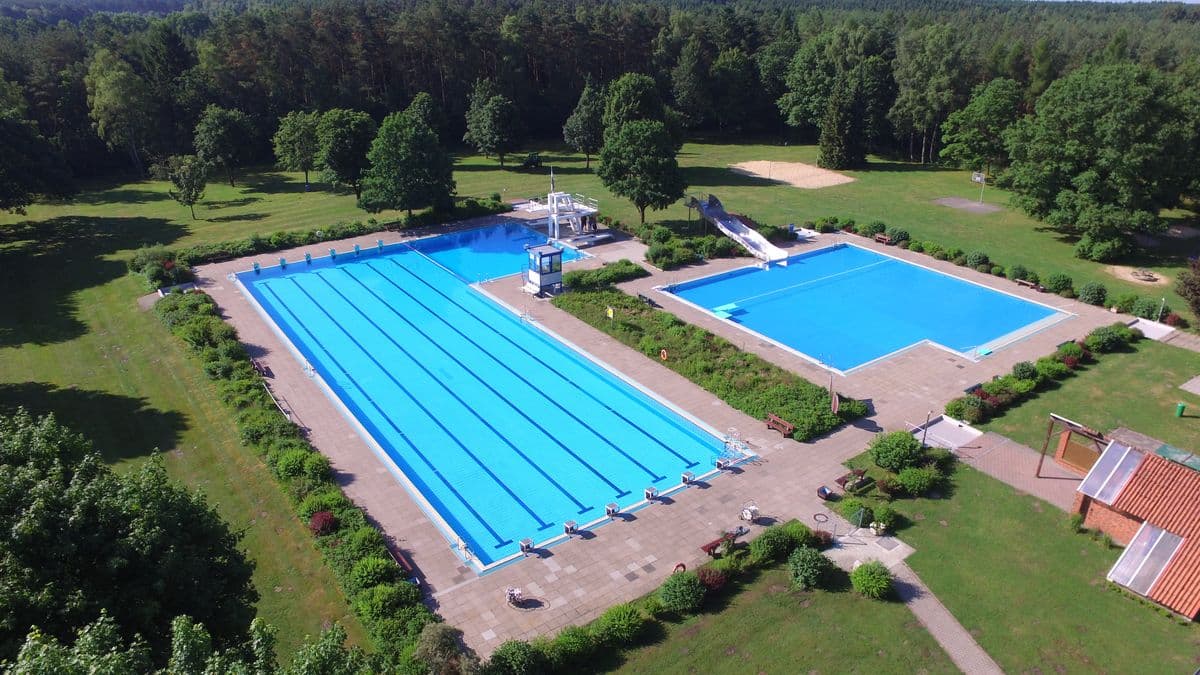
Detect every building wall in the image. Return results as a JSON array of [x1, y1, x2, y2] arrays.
[[1073, 494, 1142, 545]]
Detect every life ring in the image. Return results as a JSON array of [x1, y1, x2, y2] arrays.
[[660, 349, 669, 361], [672, 562, 686, 573]]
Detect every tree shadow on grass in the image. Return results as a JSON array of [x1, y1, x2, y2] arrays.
[[237, 172, 312, 195], [682, 165, 778, 189], [71, 187, 172, 206], [207, 212, 269, 223], [0, 215, 186, 347], [0, 382, 187, 462], [204, 196, 262, 210]]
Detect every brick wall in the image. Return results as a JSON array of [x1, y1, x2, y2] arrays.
[[1074, 494, 1142, 545]]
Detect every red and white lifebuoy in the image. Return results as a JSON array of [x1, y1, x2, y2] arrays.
[[660, 349, 669, 361], [672, 562, 686, 573]]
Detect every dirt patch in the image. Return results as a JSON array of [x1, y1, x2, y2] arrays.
[[933, 197, 1002, 214], [1105, 265, 1171, 286], [729, 160, 854, 189]]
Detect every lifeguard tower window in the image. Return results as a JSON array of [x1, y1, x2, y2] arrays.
[[540, 255, 561, 274]]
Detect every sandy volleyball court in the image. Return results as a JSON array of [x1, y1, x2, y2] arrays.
[[1105, 265, 1171, 286], [729, 160, 855, 189]]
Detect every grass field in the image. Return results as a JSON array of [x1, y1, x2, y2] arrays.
[[612, 565, 956, 674], [0, 174, 373, 657], [843, 457, 1199, 673], [457, 141, 1197, 323], [981, 339, 1200, 451]]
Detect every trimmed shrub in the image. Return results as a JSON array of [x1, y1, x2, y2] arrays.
[[1011, 361, 1037, 381], [349, 556, 400, 594], [748, 525, 794, 563], [897, 466, 941, 496], [868, 430, 925, 471], [1078, 282, 1108, 306], [593, 603, 648, 644], [545, 626, 593, 671], [1043, 273, 1073, 294], [1007, 264, 1029, 281], [923, 242, 943, 257], [990, 265, 1005, 277], [850, 561, 893, 599], [1112, 292, 1138, 313], [975, 263, 993, 274], [659, 571, 706, 614], [129, 244, 193, 289], [907, 241, 925, 253], [275, 448, 312, 479], [353, 583, 422, 625], [1056, 341, 1086, 363], [951, 254, 968, 266], [345, 526, 387, 559], [965, 251, 989, 268], [873, 505, 898, 530], [838, 498, 874, 526], [781, 520, 814, 549], [1059, 287, 1076, 299], [1036, 356, 1071, 381], [885, 227, 909, 242], [944, 395, 988, 423], [1085, 325, 1130, 353], [309, 510, 338, 535], [563, 259, 649, 290], [299, 489, 352, 519], [696, 567, 728, 593], [1131, 297, 1165, 321], [487, 640, 542, 675], [787, 546, 832, 591], [302, 452, 332, 481], [932, 250, 949, 261]]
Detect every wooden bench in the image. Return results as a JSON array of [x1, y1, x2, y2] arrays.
[[700, 532, 736, 557], [1014, 278, 1043, 291], [636, 293, 657, 308], [385, 540, 418, 583], [873, 233, 893, 245], [765, 413, 795, 436]]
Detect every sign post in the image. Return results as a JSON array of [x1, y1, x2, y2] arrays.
[[971, 171, 986, 203]]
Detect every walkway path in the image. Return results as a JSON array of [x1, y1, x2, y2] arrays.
[[891, 563, 1005, 675], [953, 432, 1081, 511], [1161, 329, 1200, 354]]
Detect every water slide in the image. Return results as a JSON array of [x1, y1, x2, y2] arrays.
[[694, 194, 789, 266]]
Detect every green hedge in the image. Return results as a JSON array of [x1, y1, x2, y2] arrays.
[[153, 292, 437, 669], [561, 259, 649, 291], [550, 289, 868, 441]]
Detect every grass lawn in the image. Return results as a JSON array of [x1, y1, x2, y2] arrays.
[[981, 339, 1200, 451], [0, 171, 373, 657], [456, 141, 1198, 323], [613, 565, 957, 674], [844, 457, 1199, 673]]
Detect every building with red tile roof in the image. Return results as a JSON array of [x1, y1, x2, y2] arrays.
[[1072, 441, 1200, 620]]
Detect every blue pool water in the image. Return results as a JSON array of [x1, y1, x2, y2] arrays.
[[238, 224, 723, 567], [668, 244, 1066, 372], [409, 221, 585, 281]]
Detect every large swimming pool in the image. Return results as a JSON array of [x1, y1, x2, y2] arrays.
[[665, 243, 1069, 372], [237, 224, 728, 569]]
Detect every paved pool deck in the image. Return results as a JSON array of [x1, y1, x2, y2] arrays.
[[194, 218, 1119, 659]]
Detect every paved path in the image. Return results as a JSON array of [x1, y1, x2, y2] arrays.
[[954, 432, 1081, 511], [1161, 329, 1200, 354], [891, 563, 1005, 675]]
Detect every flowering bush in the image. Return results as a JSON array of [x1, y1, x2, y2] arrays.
[[696, 567, 728, 593]]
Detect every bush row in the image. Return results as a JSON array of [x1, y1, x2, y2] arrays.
[[562, 259, 650, 291], [599, 215, 746, 271], [827, 217, 1183, 325], [944, 322, 1142, 424], [131, 198, 511, 288], [482, 520, 833, 673], [551, 288, 868, 440], [154, 291, 440, 669]]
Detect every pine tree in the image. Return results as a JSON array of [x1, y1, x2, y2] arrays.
[[818, 74, 866, 170]]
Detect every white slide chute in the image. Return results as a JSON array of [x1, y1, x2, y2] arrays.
[[694, 194, 788, 266]]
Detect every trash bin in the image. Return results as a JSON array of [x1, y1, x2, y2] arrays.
[[1176, 402, 1187, 418]]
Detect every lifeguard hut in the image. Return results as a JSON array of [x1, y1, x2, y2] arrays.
[[525, 244, 562, 295], [519, 170, 599, 240]]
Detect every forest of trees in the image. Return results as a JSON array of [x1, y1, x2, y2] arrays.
[[1, 0, 1199, 254]]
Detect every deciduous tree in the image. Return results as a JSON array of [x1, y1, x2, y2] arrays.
[[940, 78, 1023, 174], [0, 113, 73, 213], [359, 106, 455, 216], [598, 119, 686, 224], [272, 110, 320, 188], [0, 409, 257, 663], [84, 49, 152, 174], [317, 108, 377, 199], [463, 79, 520, 166], [1005, 64, 1196, 260], [155, 154, 207, 219], [193, 104, 251, 187]]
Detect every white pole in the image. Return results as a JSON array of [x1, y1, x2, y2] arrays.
[[979, 175, 985, 204]]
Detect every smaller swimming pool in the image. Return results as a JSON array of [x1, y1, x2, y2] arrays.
[[410, 221, 586, 281], [664, 243, 1070, 372]]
